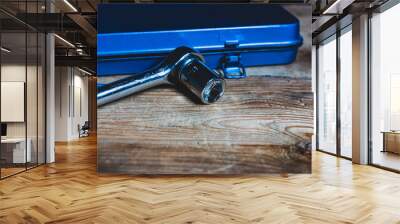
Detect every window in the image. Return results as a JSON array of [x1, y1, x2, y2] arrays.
[[317, 36, 337, 154], [339, 28, 352, 158], [370, 3, 400, 171], [0, 1, 47, 179]]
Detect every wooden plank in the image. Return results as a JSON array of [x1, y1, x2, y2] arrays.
[[97, 76, 313, 174]]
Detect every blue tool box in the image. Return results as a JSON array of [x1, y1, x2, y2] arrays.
[[97, 4, 303, 79]]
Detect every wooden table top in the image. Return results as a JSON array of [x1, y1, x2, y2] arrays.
[[98, 75, 313, 174]]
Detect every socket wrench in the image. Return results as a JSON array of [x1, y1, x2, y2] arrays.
[[97, 46, 225, 107]]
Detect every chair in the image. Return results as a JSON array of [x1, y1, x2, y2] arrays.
[[79, 121, 90, 138]]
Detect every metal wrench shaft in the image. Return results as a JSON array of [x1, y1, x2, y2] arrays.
[[97, 47, 225, 107]]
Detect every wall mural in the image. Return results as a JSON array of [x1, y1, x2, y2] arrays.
[[97, 3, 313, 174]]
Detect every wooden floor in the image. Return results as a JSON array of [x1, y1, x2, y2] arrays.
[[0, 167, 26, 178], [0, 136, 400, 224], [372, 150, 400, 171]]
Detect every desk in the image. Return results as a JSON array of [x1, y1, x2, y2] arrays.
[[382, 131, 400, 154], [1, 138, 31, 163]]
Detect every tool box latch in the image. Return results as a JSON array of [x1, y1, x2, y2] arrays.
[[221, 55, 247, 79]]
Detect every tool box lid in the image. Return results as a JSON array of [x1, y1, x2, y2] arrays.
[[97, 4, 302, 58]]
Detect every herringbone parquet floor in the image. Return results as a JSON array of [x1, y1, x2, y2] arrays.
[[1, 135, 400, 224]]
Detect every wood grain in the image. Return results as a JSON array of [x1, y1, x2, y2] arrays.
[[98, 76, 313, 174], [1, 136, 400, 223]]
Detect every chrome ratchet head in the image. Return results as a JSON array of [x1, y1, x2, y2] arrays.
[[165, 46, 225, 104]]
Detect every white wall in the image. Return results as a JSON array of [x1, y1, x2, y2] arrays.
[[1, 63, 46, 164], [1, 64, 30, 137], [70, 72, 89, 138], [55, 67, 89, 141], [1, 65, 26, 142], [55, 67, 69, 141], [1, 64, 26, 81]]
